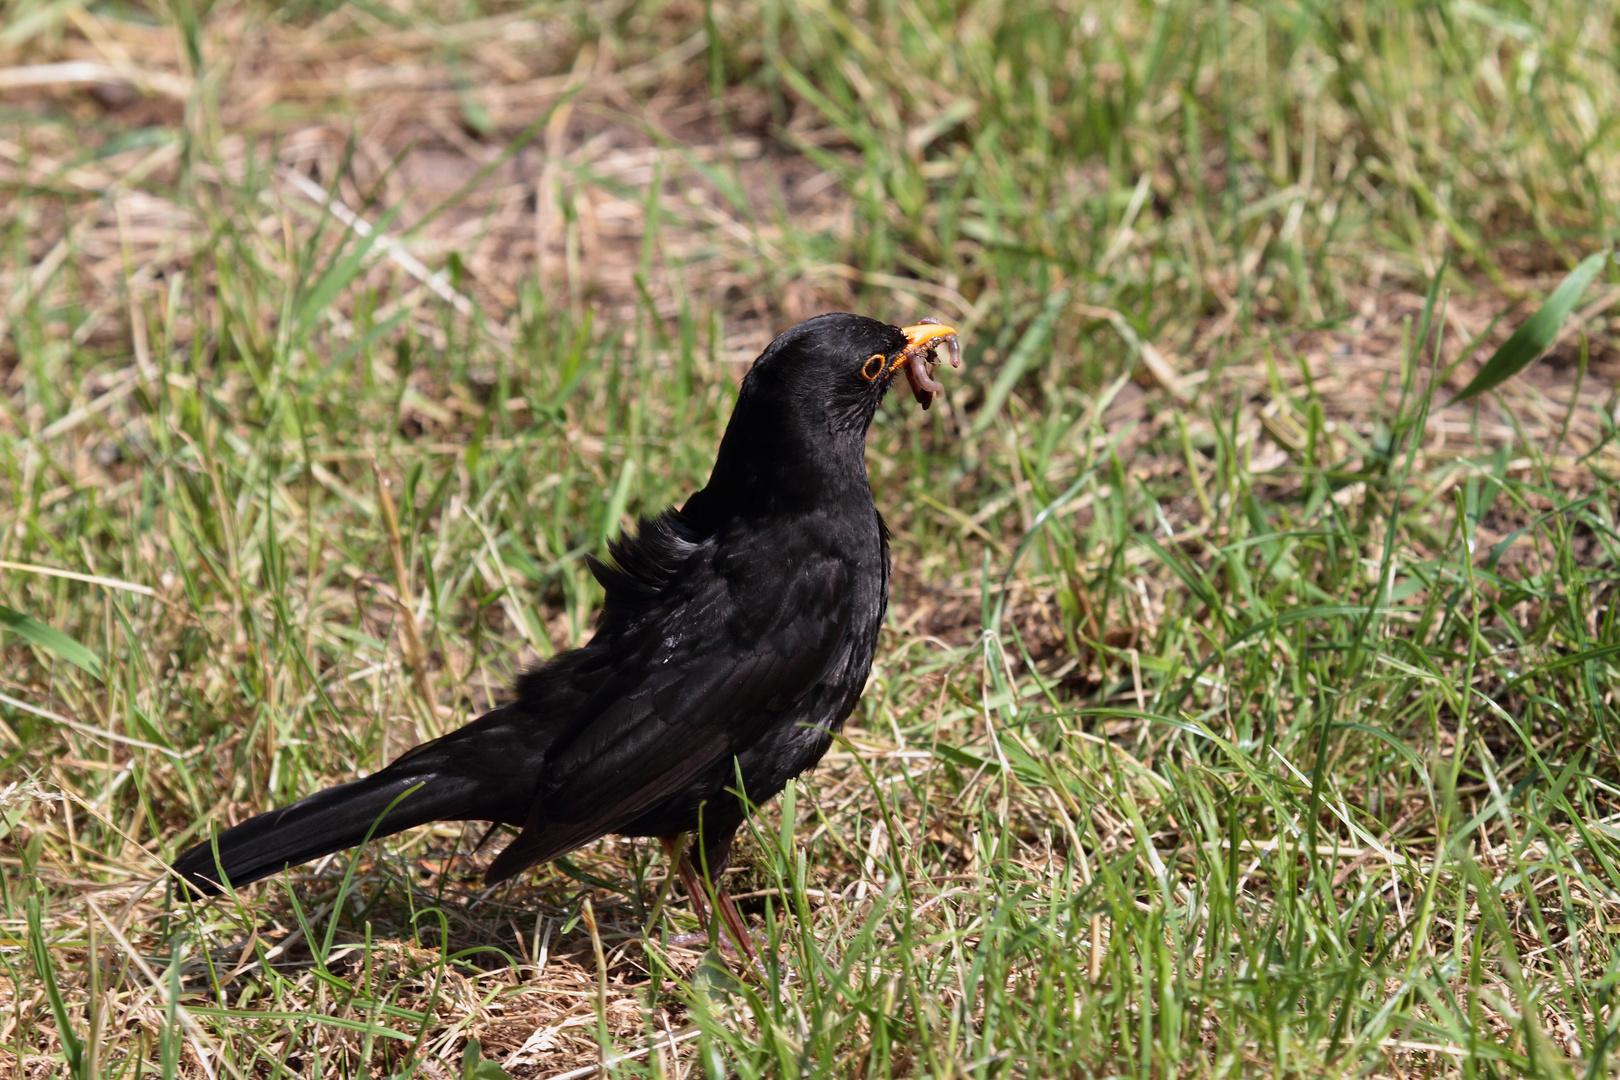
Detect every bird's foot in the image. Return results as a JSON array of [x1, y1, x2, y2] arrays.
[[661, 929, 760, 958], [663, 931, 712, 950], [657, 928, 773, 980]]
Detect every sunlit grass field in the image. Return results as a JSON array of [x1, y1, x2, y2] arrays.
[[3, 0, 1620, 1075]]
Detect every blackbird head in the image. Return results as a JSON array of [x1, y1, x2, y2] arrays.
[[695, 313, 961, 515], [745, 312, 962, 425]]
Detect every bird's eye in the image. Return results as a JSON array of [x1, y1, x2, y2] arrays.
[[860, 353, 885, 380]]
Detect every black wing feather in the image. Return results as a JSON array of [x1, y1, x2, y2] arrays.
[[484, 546, 851, 881]]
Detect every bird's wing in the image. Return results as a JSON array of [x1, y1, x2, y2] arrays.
[[484, 546, 853, 880]]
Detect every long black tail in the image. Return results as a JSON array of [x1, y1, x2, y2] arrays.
[[171, 767, 491, 896], [172, 702, 558, 896]]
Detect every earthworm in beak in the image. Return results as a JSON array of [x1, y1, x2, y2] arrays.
[[896, 319, 962, 409]]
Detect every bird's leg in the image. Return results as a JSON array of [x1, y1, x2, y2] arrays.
[[680, 845, 762, 971], [712, 882, 763, 970], [650, 836, 763, 971], [643, 834, 687, 935], [673, 848, 713, 930], [650, 835, 712, 949]]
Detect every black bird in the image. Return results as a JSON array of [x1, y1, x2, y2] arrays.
[[172, 312, 961, 955]]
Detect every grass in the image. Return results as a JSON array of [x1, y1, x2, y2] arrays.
[[2, 0, 1620, 1075]]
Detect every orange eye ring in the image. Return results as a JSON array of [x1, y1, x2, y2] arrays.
[[860, 353, 886, 380]]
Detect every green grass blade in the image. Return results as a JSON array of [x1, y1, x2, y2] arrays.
[[26, 897, 84, 1079], [292, 203, 403, 339], [973, 287, 1070, 434], [1449, 250, 1610, 405], [0, 604, 102, 679]]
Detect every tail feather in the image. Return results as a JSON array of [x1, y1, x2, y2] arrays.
[[173, 702, 549, 896], [172, 770, 481, 896]]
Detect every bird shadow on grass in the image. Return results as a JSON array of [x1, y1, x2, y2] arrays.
[[170, 832, 732, 998]]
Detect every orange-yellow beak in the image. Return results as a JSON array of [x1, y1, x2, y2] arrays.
[[899, 321, 962, 358], [894, 320, 962, 409]]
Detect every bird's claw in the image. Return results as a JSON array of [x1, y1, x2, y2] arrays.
[[656, 930, 773, 983]]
